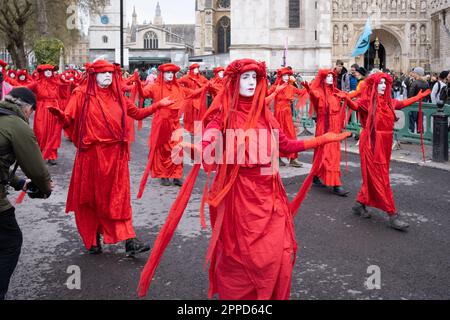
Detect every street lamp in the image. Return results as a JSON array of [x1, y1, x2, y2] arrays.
[[120, 0, 124, 67]]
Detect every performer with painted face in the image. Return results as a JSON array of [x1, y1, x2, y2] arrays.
[[139, 63, 194, 190], [178, 63, 209, 133], [137, 59, 351, 300], [26, 64, 70, 165], [16, 70, 33, 86], [208, 66, 225, 98], [47, 59, 175, 254], [269, 67, 309, 168], [301, 70, 349, 196], [335, 72, 430, 231]]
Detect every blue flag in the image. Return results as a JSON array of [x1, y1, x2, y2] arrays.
[[351, 18, 372, 57]]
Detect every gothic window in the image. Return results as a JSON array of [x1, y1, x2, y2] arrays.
[[144, 31, 158, 49], [217, 16, 231, 54], [217, 0, 230, 8], [289, 0, 300, 28], [102, 36, 108, 43]]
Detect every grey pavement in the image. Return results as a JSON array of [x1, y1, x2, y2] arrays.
[[5, 120, 450, 300]]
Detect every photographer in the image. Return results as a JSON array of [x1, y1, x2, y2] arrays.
[[0, 87, 52, 300]]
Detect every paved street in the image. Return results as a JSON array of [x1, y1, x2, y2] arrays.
[[6, 120, 450, 300]]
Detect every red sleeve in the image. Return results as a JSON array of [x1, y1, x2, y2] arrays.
[[142, 84, 155, 99], [278, 130, 306, 154], [126, 98, 157, 120]]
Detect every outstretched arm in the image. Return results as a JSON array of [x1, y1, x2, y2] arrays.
[[395, 89, 431, 110], [279, 130, 351, 154], [265, 83, 288, 105], [127, 96, 176, 120], [333, 91, 359, 111]]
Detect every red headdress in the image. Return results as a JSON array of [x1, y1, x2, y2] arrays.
[[36, 64, 56, 73], [213, 66, 224, 75], [7, 69, 17, 78], [0, 60, 8, 68], [189, 63, 200, 71]]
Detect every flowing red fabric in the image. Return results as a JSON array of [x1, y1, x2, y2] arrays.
[[137, 68, 188, 198], [27, 72, 68, 161], [353, 73, 398, 214], [61, 61, 158, 248], [308, 69, 345, 187], [137, 59, 315, 300], [178, 71, 209, 133], [269, 75, 308, 159]]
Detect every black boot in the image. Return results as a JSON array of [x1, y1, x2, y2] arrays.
[[173, 178, 184, 187], [88, 233, 102, 254], [279, 158, 287, 167], [389, 214, 409, 231], [333, 186, 349, 197], [160, 178, 171, 186], [352, 202, 371, 219], [125, 238, 151, 257], [313, 176, 326, 188], [47, 159, 57, 166]]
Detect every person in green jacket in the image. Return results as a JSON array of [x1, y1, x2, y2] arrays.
[[0, 87, 53, 300]]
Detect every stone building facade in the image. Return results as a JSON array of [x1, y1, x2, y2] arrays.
[[429, 0, 450, 72]]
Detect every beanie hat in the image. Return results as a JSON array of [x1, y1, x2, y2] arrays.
[[413, 67, 425, 77], [9, 87, 37, 109]]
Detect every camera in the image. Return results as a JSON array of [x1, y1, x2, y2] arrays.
[[26, 181, 51, 199]]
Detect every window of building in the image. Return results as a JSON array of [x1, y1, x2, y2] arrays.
[[102, 35, 108, 43], [217, 16, 231, 54], [217, 0, 230, 8], [144, 31, 158, 49], [432, 15, 440, 59], [289, 0, 300, 28]]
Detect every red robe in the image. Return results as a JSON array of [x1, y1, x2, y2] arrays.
[[310, 85, 345, 186], [63, 86, 158, 249], [205, 96, 309, 300], [269, 84, 308, 160], [353, 96, 406, 215], [209, 76, 224, 99], [179, 72, 209, 133], [142, 82, 187, 180], [28, 77, 68, 161]]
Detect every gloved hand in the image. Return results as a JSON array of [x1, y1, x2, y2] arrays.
[[26, 181, 51, 199], [303, 132, 351, 150], [46, 106, 65, 121]]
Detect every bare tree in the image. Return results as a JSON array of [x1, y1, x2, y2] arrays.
[[0, 0, 34, 68]]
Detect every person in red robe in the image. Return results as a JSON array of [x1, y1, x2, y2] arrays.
[[178, 63, 209, 133], [16, 69, 34, 86], [48, 59, 175, 254], [136, 58, 351, 299], [268, 67, 309, 167], [139, 63, 193, 189], [208, 66, 225, 99], [335, 73, 430, 231], [6, 70, 19, 87], [26, 64, 69, 165], [302, 70, 349, 196]]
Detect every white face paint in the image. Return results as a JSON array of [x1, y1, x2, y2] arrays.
[[193, 68, 199, 75], [378, 78, 387, 96], [218, 71, 224, 79], [239, 71, 257, 97], [10, 73, 16, 79], [0, 67, 2, 72], [164, 72, 174, 82], [326, 74, 334, 85], [44, 70, 53, 78], [282, 74, 289, 83], [96, 72, 113, 88], [19, 75, 26, 81]]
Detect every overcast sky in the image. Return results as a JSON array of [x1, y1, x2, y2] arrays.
[[126, 0, 196, 25]]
